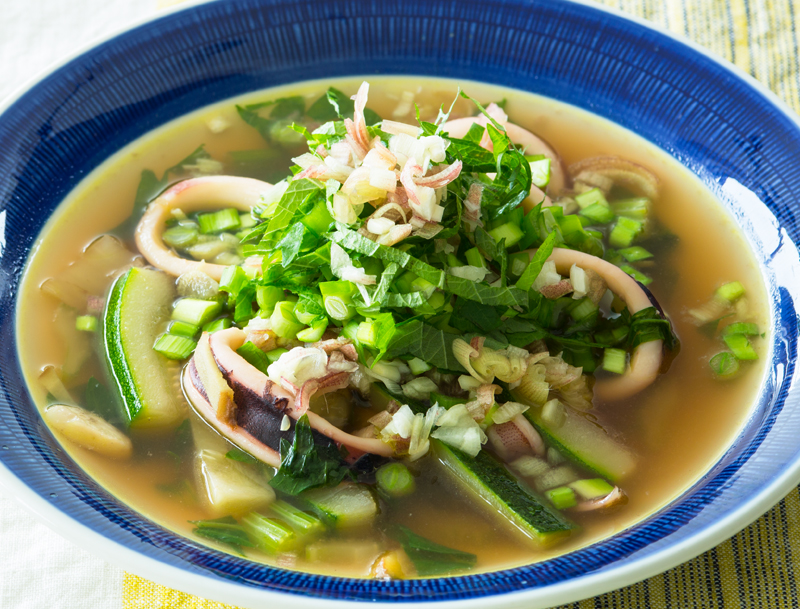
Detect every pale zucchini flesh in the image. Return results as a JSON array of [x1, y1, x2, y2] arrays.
[[195, 449, 275, 518], [300, 483, 378, 529], [103, 267, 185, 429]]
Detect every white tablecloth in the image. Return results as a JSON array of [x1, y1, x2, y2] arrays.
[[0, 3, 159, 606]]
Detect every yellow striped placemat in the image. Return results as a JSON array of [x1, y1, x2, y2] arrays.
[[124, 1, 800, 606]]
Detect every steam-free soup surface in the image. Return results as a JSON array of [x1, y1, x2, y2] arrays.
[[17, 77, 768, 577]]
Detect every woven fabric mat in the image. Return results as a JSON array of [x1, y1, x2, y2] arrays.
[[119, 0, 800, 606]]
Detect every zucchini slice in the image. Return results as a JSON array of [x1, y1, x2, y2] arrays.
[[103, 267, 185, 429], [432, 439, 575, 547], [516, 391, 636, 483], [300, 483, 378, 529]]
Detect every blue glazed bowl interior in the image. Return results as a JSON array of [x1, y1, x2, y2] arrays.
[[1, 0, 799, 603]]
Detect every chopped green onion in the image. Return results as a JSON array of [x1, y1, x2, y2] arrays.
[[620, 264, 653, 286], [356, 320, 379, 347], [709, 352, 740, 378], [579, 202, 615, 225], [716, 281, 745, 303], [162, 225, 199, 249], [545, 486, 577, 510], [297, 318, 329, 342], [574, 188, 608, 209], [269, 500, 325, 539], [236, 341, 270, 374], [723, 322, 759, 336], [75, 315, 98, 332], [319, 281, 356, 321], [430, 391, 467, 409], [569, 298, 597, 322], [168, 320, 200, 338], [198, 208, 241, 234], [256, 286, 285, 316], [410, 276, 436, 298], [723, 333, 758, 360], [508, 252, 530, 277], [153, 333, 196, 360], [239, 213, 257, 229], [557, 214, 584, 237], [569, 478, 614, 500], [426, 291, 446, 311], [407, 357, 432, 375], [202, 317, 233, 333], [265, 348, 288, 363], [594, 325, 629, 346], [446, 254, 464, 268], [300, 198, 334, 236], [612, 197, 650, 220], [602, 348, 627, 374], [464, 248, 486, 269], [618, 246, 653, 262], [488, 221, 525, 248], [270, 301, 305, 338], [609, 217, 644, 248], [172, 298, 223, 327], [528, 158, 551, 189], [375, 463, 416, 498], [219, 265, 249, 296], [241, 512, 297, 554]]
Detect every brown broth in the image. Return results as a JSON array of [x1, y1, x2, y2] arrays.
[[15, 77, 769, 577]]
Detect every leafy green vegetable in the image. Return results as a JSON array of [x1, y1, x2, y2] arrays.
[[83, 377, 122, 428], [190, 517, 256, 556], [628, 307, 679, 350], [516, 231, 557, 292], [269, 415, 351, 496], [384, 319, 466, 372], [392, 525, 477, 576], [225, 448, 260, 464]]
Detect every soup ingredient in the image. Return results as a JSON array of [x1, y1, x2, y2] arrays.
[[268, 500, 325, 540], [433, 439, 574, 547], [190, 516, 257, 555], [242, 512, 298, 554], [103, 267, 185, 429], [195, 449, 275, 517], [135, 175, 274, 280], [43, 404, 133, 459], [393, 525, 477, 577], [300, 482, 378, 529], [187, 327, 394, 468], [515, 389, 636, 483], [375, 462, 416, 498]]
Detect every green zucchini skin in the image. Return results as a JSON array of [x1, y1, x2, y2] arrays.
[[519, 400, 636, 484], [433, 440, 575, 547], [103, 267, 184, 429]]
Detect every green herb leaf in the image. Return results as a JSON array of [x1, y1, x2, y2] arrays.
[[190, 517, 256, 556], [393, 525, 477, 576], [269, 415, 351, 496], [278, 222, 306, 267], [385, 319, 466, 372], [516, 231, 557, 292], [225, 448, 260, 464]]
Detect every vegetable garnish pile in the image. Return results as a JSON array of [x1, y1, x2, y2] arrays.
[[115, 80, 688, 569], [223, 81, 676, 399]]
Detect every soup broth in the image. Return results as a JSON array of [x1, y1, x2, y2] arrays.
[[17, 77, 768, 577]]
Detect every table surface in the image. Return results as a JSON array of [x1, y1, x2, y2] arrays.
[[2, 1, 800, 608]]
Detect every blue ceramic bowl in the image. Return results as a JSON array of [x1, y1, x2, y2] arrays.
[[1, 1, 799, 607]]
